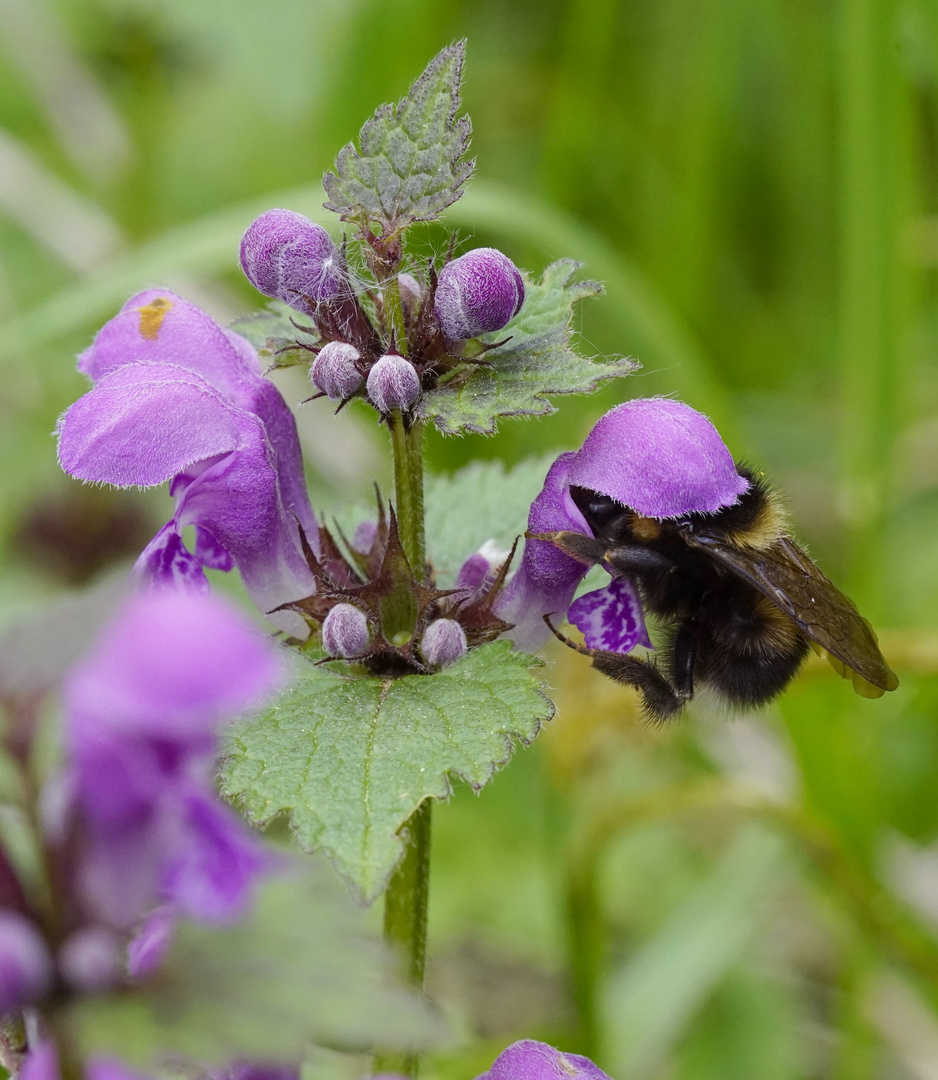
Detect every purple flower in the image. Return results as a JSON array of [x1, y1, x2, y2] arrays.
[[498, 398, 744, 654], [434, 247, 524, 340], [477, 1040, 612, 1080], [240, 209, 345, 316], [564, 398, 748, 518], [495, 453, 646, 653], [0, 911, 53, 1013], [56, 290, 318, 632], [62, 588, 281, 928], [366, 354, 421, 413], [420, 619, 467, 667]]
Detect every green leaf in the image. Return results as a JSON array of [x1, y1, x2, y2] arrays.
[[424, 455, 556, 586], [418, 260, 636, 435], [322, 42, 473, 233], [66, 860, 445, 1069], [230, 302, 317, 369], [221, 643, 552, 904]]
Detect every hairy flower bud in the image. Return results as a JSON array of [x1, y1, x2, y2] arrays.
[[322, 604, 370, 659], [366, 355, 421, 414], [240, 209, 344, 315], [420, 619, 467, 668], [59, 926, 123, 993], [311, 342, 363, 401], [0, 912, 52, 1013], [397, 273, 424, 309], [433, 247, 524, 340]]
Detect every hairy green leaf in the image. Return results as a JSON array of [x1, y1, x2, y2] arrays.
[[231, 302, 317, 369], [418, 260, 636, 435], [221, 643, 552, 904], [67, 861, 444, 1068], [322, 42, 473, 233], [423, 455, 556, 586]]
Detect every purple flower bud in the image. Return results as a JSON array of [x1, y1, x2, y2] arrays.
[[0, 912, 52, 1013], [479, 1040, 612, 1080], [420, 619, 467, 667], [456, 539, 509, 598], [59, 926, 123, 993], [366, 355, 421, 414], [240, 209, 344, 315], [322, 604, 370, 659], [127, 908, 174, 979], [397, 273, 424, 309], [434, 247, 524, 340], [311, 342, 363, 401], [352, 520, 378, 554]]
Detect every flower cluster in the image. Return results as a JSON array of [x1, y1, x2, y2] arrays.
[[0, 588, 282, 1076], [240, 209, 525, 419]]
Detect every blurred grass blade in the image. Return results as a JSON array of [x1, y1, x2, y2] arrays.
[[603, 822, 790, 1077]]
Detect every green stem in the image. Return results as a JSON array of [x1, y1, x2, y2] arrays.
[[389, 413, 426, 578], [376, 414, 430, 1079], [383, 276, 409, 358]]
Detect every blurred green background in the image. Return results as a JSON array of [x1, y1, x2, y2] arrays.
[[3, 0, 938, 1076]]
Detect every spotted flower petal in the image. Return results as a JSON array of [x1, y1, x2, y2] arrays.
[[567, 577, 651, 654]]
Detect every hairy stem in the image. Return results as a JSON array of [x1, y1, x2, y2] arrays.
[[376, 415, 431, 1079], [389, 414, 426, 579]]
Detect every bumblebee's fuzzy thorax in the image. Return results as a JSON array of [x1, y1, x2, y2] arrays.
[[685, 467, 788, 552]]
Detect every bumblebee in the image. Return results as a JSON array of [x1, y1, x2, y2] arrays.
[[533, 467, 898, 722]]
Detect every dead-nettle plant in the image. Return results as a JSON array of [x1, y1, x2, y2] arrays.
[[55, 45, 633, 1062], [52, 39, 895, 1080]]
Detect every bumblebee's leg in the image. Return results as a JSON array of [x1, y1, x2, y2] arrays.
[[590, 652, 688, 722], [604, 545, 675, 577], [543, 616, 687, 721], [669, 619, 698, 699]]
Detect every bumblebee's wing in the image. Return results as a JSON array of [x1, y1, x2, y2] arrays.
[[681, 530, 898, 696]]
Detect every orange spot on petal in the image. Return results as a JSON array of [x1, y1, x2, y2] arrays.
[[137, 296, 173, 340]]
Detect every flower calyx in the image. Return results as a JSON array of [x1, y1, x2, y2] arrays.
[[279, 497, 515, 678]]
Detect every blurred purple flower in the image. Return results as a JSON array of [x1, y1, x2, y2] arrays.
[[0, 911, 53, 1013], [476, 1040, 612, 1080], [126, 908, 174, 980], [20, 1046, 152, 1080], [56, 290, 318, 633], [62, 588, 282, 929], [498, 398, 745, 653]]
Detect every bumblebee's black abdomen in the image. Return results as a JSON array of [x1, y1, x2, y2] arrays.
[[694, 589, 810, 706]]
